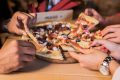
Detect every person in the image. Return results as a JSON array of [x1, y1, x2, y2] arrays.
[[85, 8, 120, 43], [69, 40, 120, 80], [0, 0, 37, 73]]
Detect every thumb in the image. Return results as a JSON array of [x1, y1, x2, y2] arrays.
[[16, 29, 27, 35], [69, 52, 82, 61], [84, 8, 89, 15]]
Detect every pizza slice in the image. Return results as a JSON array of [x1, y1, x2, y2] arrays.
[[67, 13, 102, 49], [76, 13, 99, 28], [26, 21, 78, 63]]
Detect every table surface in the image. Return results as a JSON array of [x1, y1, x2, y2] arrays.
[[0, 36, 112, 80]]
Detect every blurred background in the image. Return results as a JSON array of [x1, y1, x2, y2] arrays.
[[0, 0, 120, 33], [0, 0, 120, 46], [0, 0, 120, 19]]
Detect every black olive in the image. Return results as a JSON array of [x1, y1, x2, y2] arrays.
[[42, 25, 47, 30], [83, 25, 88, 29], [47, 43, 54, 50], [55, 23, 63, 30], [37, 38, 46, 43], [76, 39, 81, 42], [47, 42, 53, 46]]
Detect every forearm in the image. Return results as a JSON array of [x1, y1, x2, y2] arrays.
[[105, 14, 120, 26]]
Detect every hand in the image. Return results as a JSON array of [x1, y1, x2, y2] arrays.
[[7, 12, 36, 35], [0, 40, 36, 73], [85, 8, 104, 24], [84, 8, 105, 30], [92, 39, 120, 61], [69, 46, 120, 74], [69, 49, 107, 70], [102, 24, 120, 43]]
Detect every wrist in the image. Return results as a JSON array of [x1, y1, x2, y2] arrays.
[[99, 55, 120, 76], [109, 60, 120, 75]]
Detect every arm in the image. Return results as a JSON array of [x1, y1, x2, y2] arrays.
[[105, 13, 120, 26], [84, 8, 120, 30]]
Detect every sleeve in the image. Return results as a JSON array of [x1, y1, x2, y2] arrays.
[[112, 67, 120, 80]]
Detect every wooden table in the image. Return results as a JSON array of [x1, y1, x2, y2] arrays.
[[0, 36, 112, 80]]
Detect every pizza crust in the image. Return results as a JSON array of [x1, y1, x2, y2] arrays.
[[36, 51, 64, 60], [36, 52, 77, 64]]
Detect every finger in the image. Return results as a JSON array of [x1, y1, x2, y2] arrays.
[[22, 12, 36, 25], [19, 46, 36, 56], [8, 17, 27, 35], [15, 12, 30, 33], [103, 33, 116, 39], [15, 12, 30, 23], [20, 55, 35, 62], [69, 52, 81, 61], [91, 39, 118, 51], [30, 13, 37, 23], [22, 12, 37, 25], [18, 40, 36, 48], [88, 24, 96, 30], [91, 41, 101, 47], [69, 52, 87, 62], [84, 8, 89, 15], [91, 40, 111, 47], [80, 49, 93, 54], [21, 12, 35, 20], [102, 27, 116, 36], [100, 46, 109, 53], [84, 8, 93, 16], [107, 38, 120, 43], [14, 28, 27, 35], [91, 9, 99, 16]]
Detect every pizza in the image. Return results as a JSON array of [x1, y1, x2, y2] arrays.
[[26, 13, 102, 63]]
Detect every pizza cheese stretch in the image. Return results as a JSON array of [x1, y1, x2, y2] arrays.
[[27, 13, 102, 61]]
